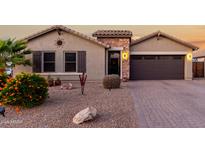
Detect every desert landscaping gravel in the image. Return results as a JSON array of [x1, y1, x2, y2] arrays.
[[0, 82, 137, 128]]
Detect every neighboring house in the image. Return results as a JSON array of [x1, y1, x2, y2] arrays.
[[193, 49, 205, 78], [13, 25, 199, 80], [193, 49, 205, 61]]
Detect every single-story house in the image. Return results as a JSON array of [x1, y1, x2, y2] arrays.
[[13, 25, 199, 80]]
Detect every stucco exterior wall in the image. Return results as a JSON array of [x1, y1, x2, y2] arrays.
[[184, 50, 193, 80], [13, 30, 106, 80], [130, 36, 193, 80], [131, 36, 191, 51]]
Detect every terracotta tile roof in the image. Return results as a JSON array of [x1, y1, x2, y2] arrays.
[[22, 25, 109, 48], [92, 30, 132, 38], [131, 31, 199, 51]]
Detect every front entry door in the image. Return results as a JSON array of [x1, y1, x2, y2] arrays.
[[108, 51, 120, 75]]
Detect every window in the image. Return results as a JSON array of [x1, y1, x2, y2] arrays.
[[144, 56, 156, 60], [173, 56, 183, 60], [43, 52, 55, 72], [158, 56, 183, 60], [65, 52, 77, 72], [135, 56, 143, 60], [158, 56, 172, 60]]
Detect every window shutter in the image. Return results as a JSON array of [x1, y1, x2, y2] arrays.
[[32, 51, 42, 73], [77, 51, 86, 73]]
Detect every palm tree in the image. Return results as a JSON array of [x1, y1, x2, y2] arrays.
[[0, 39, 31, 71]]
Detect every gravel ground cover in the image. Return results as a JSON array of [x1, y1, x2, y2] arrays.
[[0, 81, 137, 128]]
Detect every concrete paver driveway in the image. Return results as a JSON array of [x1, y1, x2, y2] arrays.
[[129, 80, 205, 128]]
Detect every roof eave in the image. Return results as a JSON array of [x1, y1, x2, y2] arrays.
[[21, 25, 109, 48], [193, 56, 205, 58]]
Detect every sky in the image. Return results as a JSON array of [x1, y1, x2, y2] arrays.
[[0, 25, 205, 50]]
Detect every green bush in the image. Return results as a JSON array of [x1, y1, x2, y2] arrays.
[[0, 73, 48, 108], [103, 74, 121, 89], [0, 73, 8, 90]]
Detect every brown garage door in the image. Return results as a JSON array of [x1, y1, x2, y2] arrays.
[[130, 55, 185, 80]]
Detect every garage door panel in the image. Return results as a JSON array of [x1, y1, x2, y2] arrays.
[[130, 55, 184, 80]]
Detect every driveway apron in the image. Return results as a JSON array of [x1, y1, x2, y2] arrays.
[[129, 80, 205, 128]]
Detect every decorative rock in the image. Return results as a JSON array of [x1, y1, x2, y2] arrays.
[[73, 107, 97, 124], [68, 83, 73, 90], [61, 83, 73, 90]]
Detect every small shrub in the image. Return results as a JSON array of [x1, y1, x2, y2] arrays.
[[0, 73, 48, 108], [103, 74, 121, 89]]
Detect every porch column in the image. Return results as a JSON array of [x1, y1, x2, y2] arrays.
[[122, 47, 130, 80]]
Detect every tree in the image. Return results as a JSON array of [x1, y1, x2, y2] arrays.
[[0, 38, 31, 69]]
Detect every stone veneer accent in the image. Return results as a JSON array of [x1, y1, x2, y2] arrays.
[[97, 38, 131, 80]]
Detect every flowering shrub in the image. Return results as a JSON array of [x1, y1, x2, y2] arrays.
[[0, 73, 48, 108], [0, 73, 8, 91]]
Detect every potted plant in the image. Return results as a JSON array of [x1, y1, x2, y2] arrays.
[[47, 75, 54, 87], [54, 77, 61, 86]]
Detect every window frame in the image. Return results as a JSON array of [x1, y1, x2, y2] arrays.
[[42, 51, 56, 73], [64, 51, 78, 73]]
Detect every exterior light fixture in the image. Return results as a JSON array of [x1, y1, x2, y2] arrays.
[[186, 53, 192, 61], [122, 51, 129, 60]]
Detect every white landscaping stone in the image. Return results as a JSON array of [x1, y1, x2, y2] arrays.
[[60, 83, 73, 90], [73, 107, 97, 124], [68, 83, 73, 90]]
